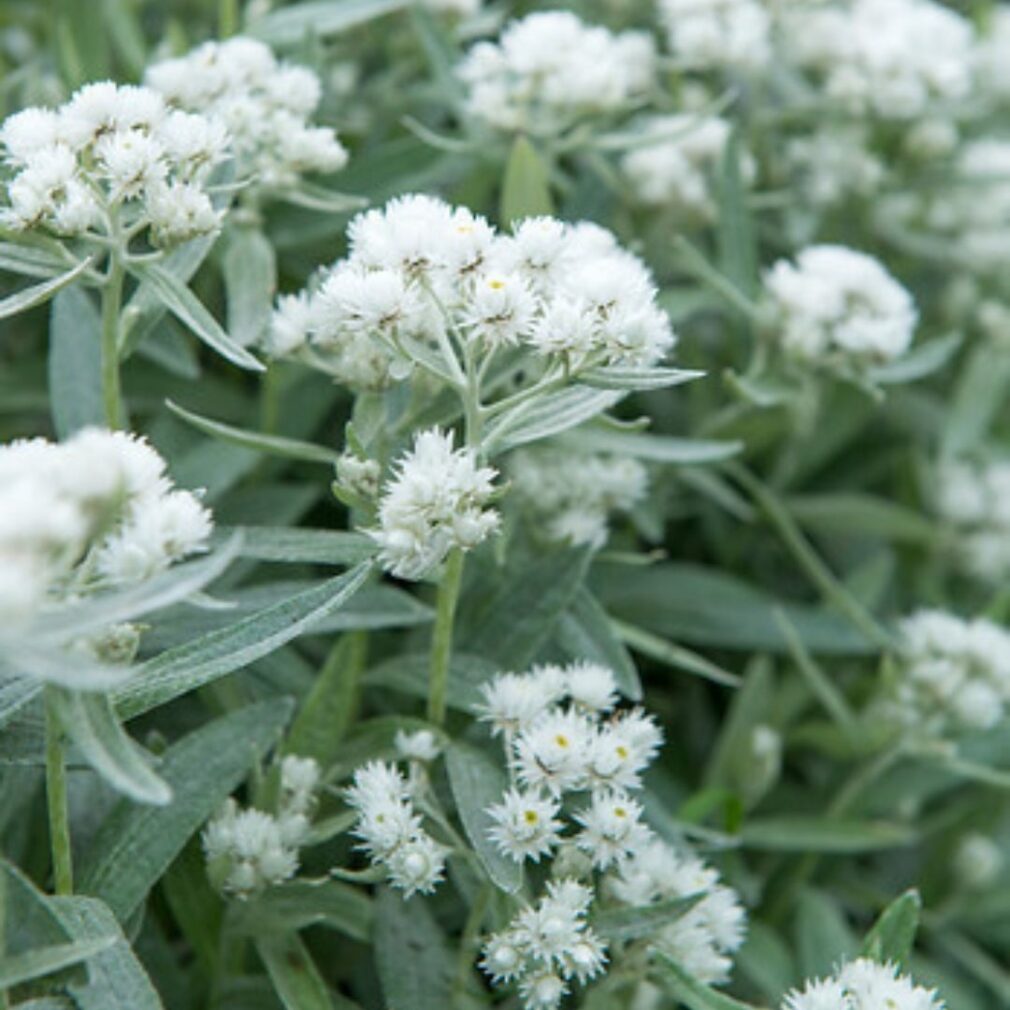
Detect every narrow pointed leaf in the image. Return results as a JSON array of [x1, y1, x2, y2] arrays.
[[0, 256, 92, 321]]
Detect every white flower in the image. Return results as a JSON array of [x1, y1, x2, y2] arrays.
[[574, 790, 651, 869], [345, 760, 447, 897], [608, 839, 746, 985], [385, 833, 449, 897], [510, 448, 649, 549], [786, 125, 884, 208], [371, 428, 499, 580], [268, 292, 315, 356], [456, 12, 654, 135], [660, 0, 771, 71], [587, 708, 663, 792], [784, 0, 973, 120], [146, 181, 222, 246], [478, 669, 565, 737], [512, 709, 595, 795], [145, 36, 344, 195], [875, 609, 1010, 735], [764, 245, 917, 366], [565, 661, 618, 713], [782, 958, 945, 1010], [394, 729, 441, 762], [482, 878, 606, 1009], [486, 788, 563, 863], [96, 489, 212, 585], [462, 271, 536, 348], [622, 114, 755, 218]]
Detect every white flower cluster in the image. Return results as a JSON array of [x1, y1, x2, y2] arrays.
[[936, 458, 1010, 582], [0, 81, 226, 245], [879, 610, 1010, 734], [370, 428, 499, 580], [344, 761, 448, 898], [510, 448, 648, 549], [659, 0, 771, 72], [0, 428, 211, 628], [621, 114, 755, 219], [145, 37, 346, 194], [782, 958, 944, 1010], [203, 755, 320, 899], [480, 879, 607, 1010], [456, 12, 655, 135], [975, 7, 1010, 105], [786, 125, 884, 209], [608, 839, 746, 985], [267, 195, 675, 388], [785, 0, 974, 120], [763, 245, 917, 366]]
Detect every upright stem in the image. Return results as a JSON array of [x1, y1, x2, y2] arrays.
[[101, 255, 125, 430], [427, 548, 465, 726], [44, 687, 73, 896]]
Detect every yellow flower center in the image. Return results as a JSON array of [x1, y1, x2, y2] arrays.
[[554, 734, 570, 748], [523, 809, 540, 825]]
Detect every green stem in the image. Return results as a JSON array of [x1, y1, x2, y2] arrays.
[[44, 688, 73, 896], [100, 255, 125, 430], [427, 548, 465, 726]]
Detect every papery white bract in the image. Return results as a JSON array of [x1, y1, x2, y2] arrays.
[[659, 0, 771, 72]]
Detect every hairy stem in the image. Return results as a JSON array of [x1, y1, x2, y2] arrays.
[[44, 687, 73, 896], [427, 548, 465, 726]]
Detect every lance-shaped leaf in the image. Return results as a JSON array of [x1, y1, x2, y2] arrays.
[[256, 932, 335, 1010], [654, 951, 759, 1010], [0, 936, 116, 990], [167, 399, 340, 465], [127, 261, 264, 371], [0, 256, 93, 321], [218, 526, 375, 566], [485, 387, 623, 455], [593, 893, 704, 943], [446, 741, 522, 893], [581, 365, 704, 391], [114, 563, 371, 719], [49, 286, 103, 437], [51, 689, 172, 805], [248, 0, 409, 44], [223, 226, 276, 348], [501, 135, 554, 225], [860, 890, 921, 968]]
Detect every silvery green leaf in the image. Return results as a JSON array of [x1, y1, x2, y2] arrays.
[[0, 936, 116, 990], [167, 399, 340, 464], [860, 889, 921, 968], [255, 933, 335, 1010], [248, 0, 410, 44], [500, 135, 554, 226], [654, 952, 758, 1010], [0, 256, 93, 321], [126, 261, 264, 372], [446, 741, 522, 893], [223, 226, 276, 348], [566, 428, 742, 464], [592, 893, 704, 943], [277, 183, 367, 214], [218, 526, 375, 565], [51, 689, 172, 805], [867, 333, 962, 385], [739, 817, 916, 852], [0, 240, 78, 280], [485, 387, 623, 455], [0, 644, 134, 692], [232, 880, 373, 942], [581, 365, 704, 391], [115, 563, 371, 719], [48, 287, 103, 438], [48, 897, 162, 1010]]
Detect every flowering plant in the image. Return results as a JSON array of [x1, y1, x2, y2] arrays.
[[1, 3, 1009, 1010]]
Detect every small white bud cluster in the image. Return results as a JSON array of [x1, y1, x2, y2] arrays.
[[266, 195, 675, 390], [509, 448, 648, 550], [875, 610, 1010, 735], [0, 429, 211, 630], [608, 839, 746, 985], [202, 755, 321, 900], [145, 36, 346, 194], [763, 244, 917, 367], [480, 879, 607, 1010], [0, 82, 226, 245], [953, 832, 1004, 890], [621, 114, 756, 220], [936, 458, 1010, 582], [456, 11, 655, 135], [781, 958, 945, 1010], [659, 0, 771, 72], [370, 428, 499, 580], [783, 0, 974, 121], [344, 761, 448, 898]]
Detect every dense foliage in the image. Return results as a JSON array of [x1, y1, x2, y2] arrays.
[[1, 2, 1009, 1010]]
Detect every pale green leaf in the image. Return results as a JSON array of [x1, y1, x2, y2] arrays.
[[500, 135, 554, 226], [0, 256, 93, 321], [48, 287, 103, 438]]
